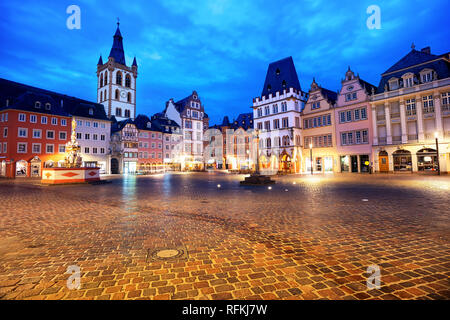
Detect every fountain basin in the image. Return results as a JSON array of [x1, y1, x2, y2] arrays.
[[41, 167, 100, 184]]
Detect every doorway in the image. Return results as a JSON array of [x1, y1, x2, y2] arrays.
[[15, 160, 28, 177], [30, 157, 42, 177], [111, 158, 119, 174], [350, 155, 358, 172], [379, 151, 389, 172], [393, 149, 412, 172]]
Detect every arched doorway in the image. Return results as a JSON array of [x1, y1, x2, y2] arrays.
[[111, 158, 119, 174], [378, 151, 389, 172], [280, 153, 291, 173], [417, 148, 438, 172], [30, 157, 42, 177], [15, 160, 28, 177], [393, 149, 412, 172]]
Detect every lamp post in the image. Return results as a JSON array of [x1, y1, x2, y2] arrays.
[[309, 143, 313, 175], [435, 131, 440, 175], [255, 129, 260, 175]]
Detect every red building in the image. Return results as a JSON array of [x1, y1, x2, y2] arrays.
[[0, 90, 71, 178], [134, 114, 164, 173]]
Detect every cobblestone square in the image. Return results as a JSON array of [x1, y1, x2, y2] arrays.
[[0, 173, 449, 300]]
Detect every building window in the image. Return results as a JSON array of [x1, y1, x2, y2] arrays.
[[116, 72, 122, 85], [422, 95, 434, 113], [35, 101, 41, 109], [93, 134, 98, 140], [59, 145, 65, 153], [85, 133, 90, 140], [93, 148, 98, 154], [33, 129, 41, 138], [101, 135, 105, 141], [3, 127, 7, 138], [404, 76, 414, 88], [264, 106, 270, 116], [406, 99, 416, 116], [273, 119, 280, 129], [100, 148, 105, 154], [2, 142, 6, 153], [41, 116, 47, 124], [421, 72, 433, 83], [115, 89, 119, 100], [341, 133, 347, 145], [116, 108, 122, 117], [46, 144, 54, 154], [17, 142, 27, 153], [361, 107, 367, 119], [272, 104, 278, 113], [354, 109, 360, 121], [346, 110, 352, 122], [61, 119, 67, 126], [18, 128, 28, 138], [59, 132, 67, 140], [45, 103, 51, 110], [85, 147, 90, 154], [47, 130, 54, 139], [76, 133, 82, 139], [281, 102, 288, 112], [32, 143, 41, 153], [311, 102, 320, 109], [51, 117, 57, 125], [282, 117, 289, 128], [30, 115, 37, 123], [125, 110, 131, 118], [19, 113, 26, 122]]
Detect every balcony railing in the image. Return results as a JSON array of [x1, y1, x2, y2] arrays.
[[407, 134, 418, 141], [378, 137, 387, 145], [442, 104, 450, 114], [390, 112, 400, 119], [392, 136, 402, 143]]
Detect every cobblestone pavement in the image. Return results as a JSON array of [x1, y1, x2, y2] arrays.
[[0, 173, 449, 300]]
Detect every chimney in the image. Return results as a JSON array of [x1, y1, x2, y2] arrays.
[[421, 46, 431, 54]]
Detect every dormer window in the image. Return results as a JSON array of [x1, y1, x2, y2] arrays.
[[420, 69, 433, 83], [35, 101, 41, 109], [45, 103, 51, 110], [388, 78, 399, 90], [267, 84, 271, 92], [402, 73, 414, 88], [147, 122, 151, 128], [276, 68, 280, 75], [282, 80, 287, 88], [89, 108, 94, 115]]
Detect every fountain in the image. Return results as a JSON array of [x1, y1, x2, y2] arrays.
[[41, 120, 100, 184]]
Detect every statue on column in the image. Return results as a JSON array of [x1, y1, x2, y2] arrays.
[[65, 119, 83, 168]]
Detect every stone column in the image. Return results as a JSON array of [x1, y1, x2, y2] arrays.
[[371, 106, 378, 145], [399, 100, 407, 143], [434, 91, 443, 139], [416, 95, 424, 141], [384, 102, 392, 144]]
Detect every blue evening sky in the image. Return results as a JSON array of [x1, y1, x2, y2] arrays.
[[1, 0, 449, 125]]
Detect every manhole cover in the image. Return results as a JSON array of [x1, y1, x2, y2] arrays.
[[147, 246, 188, 262], [156, 249, 180, 258]]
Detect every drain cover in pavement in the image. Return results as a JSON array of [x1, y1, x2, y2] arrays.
[[147, 246, 188, 262]]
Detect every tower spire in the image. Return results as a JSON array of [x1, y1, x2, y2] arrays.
[[109, 20, 126, 65]]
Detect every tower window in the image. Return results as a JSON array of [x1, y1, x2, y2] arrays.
[[100, 91, 103, 101], [100, 74, 104, 87], [116, 72, 122, 85], [125, 110, 131, 118], [104, 72, 108, 85], [127, 92, 131, 103], [115, 108, 122, 117], [125, 74, 131, 88], [115, 89, 119, 100]]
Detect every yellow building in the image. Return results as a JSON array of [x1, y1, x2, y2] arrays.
[[301, 79, 339, 173]]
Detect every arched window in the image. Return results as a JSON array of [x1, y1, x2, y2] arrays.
[[104, 90, 107, 100], [35, 101, 41, 109], [100, 91, 103, 101], [116, 72, 122, 85], [266, 138, 271, 149], [125, 74, 131, 88], [115, 108, 122, 117], [100, 74, 103, 87], [127, 92, 131, 103], [115, 89, 119, 100], [125, 110, 130, 118], [104, 72, 108, 85]]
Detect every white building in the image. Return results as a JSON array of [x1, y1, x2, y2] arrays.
[[163, 91, 208, 170], [70, 103, 112, 174], [370, 45, 450, 173], [252, 57, 308, 174], [97, 22, 137, 121]]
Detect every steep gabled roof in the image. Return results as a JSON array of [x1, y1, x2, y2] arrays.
[[358, 78, 377, 95], [261, 56, 302, 97], [232, 112, 253, 130], [320, 87, 337, 104]]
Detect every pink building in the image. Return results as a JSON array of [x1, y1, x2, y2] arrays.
[[334, 67, 377, 173]]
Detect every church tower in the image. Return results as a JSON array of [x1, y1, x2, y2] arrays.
[[97, 21, 137, 120]]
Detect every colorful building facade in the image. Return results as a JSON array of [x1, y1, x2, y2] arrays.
[[335, 68, 376, 173]]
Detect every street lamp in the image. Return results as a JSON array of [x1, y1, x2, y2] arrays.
[[435, 131, 440, 175], [309, 143, 313, 175]]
